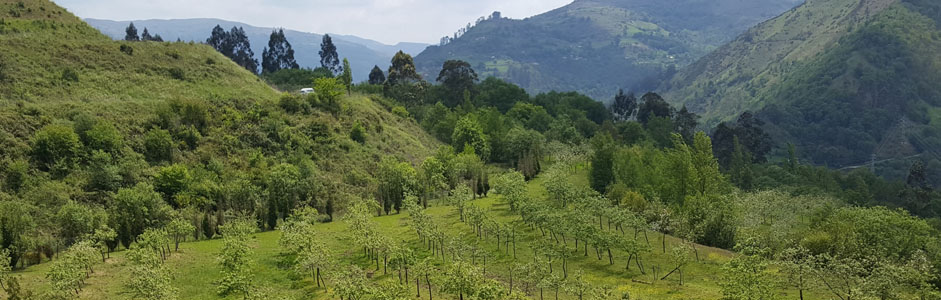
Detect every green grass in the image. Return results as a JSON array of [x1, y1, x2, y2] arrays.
[[9, 166, 831, 299]]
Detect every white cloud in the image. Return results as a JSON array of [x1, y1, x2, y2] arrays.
[[52, 0, 573, 44]]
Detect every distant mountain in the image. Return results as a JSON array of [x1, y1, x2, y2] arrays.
[[414, 0, 803, 101], [85, 18, 429, 82], [662, 0, 941, 180]]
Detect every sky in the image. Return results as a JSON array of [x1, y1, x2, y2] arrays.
[[53, 0, 573, 45]]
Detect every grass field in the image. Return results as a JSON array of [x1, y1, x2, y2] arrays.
[[9, 166, 833, 299]]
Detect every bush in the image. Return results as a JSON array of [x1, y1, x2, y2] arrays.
[[143, 128, 173, 163], [392, 106, 410, 118], [61, 68, 79, 82], [279, 94, 302, 113], [31, 124, 81, 171], [168, 68, 185, 80], [154, 164, 190, 207], [120, 44, 133, 55], [350, 121, 366, 144]]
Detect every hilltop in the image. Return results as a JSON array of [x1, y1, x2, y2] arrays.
[[0, 0, 440, 210], [414, 0, 802, 100], [661, 0, 941, 182], [84, 18, 430, 82]]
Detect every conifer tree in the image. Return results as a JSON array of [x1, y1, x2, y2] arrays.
[[125, 22, 140, 41], [368, 65, 386, 85], [141, 28, 153, 41]]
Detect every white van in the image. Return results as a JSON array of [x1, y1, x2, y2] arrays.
[[300, 88, 314, 95]]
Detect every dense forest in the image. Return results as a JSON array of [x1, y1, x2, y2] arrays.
[[1, 0, 940, 299]]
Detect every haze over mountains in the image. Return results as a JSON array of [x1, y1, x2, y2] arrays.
[[414, 0, 804, 100], [86, 18, 430, 82]]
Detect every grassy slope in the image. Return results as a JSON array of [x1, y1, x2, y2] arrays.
[[0, 0, 440, 196], [10, 167, 828, 299]]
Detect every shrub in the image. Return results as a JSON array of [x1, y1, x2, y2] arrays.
[[350, 121, 366, 144], [279, 94, 302, 113], [31, 124, 81, 172], [120, 44, 133, 55], [169, 68, 185, 80], [392, 106, 410, 118], [143, 128, 173, 163], [61, 68, 79, 82]]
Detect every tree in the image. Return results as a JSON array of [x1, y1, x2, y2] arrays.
[[229, 27, 259, 74], [126, 236, 177, 300], [0, 249, 10, 289], [313, 77, 343, 116], [207, 26, 258, 73], [637, 92, 673, 125], [674, 106, 699, 144], [166, 219, 195, 252], [154, 164, 190, 207], [777, 247, 816, 300], [720, 241, 776, 300], [728, 136, 754, 191], [0, 201, 34, 269], [216, 218, 256, 297], [340, 58, 353, 95], [141, 28, 153, 41], [387, 51, 421, 85], [319, 34, 341, 74], [437, 60, 478, 106], [589, 133, 616, 193], [261, 29, 299, 74], [611, 89, 637, 122], [452, 115, 491, 161], [439, 261, 481, 300], [31, 124, 82, 172], [110, 183, 170, 249], [565, 270, 593, 300], [350, 121, 367, 144], [125, 22, 139, 41], [368, 65, 386, 85], [143, 128, 173, 163], [377, 157, 418, 214]]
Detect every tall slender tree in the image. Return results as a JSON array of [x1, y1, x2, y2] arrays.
[[319, 34, 341, 74], [124, 22, 139, 41], [611, 89, 637, 122], [141, 28, 153, 41], [261, 29, 299, 74], [386, 51, 421, 85], [229, 27, 258, 74], [340, 58, 353, 95]]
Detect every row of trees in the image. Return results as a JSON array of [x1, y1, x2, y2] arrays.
[[124, 22, 164, 42]]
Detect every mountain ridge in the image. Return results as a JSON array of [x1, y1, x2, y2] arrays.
[[414, 0, 803, 100]]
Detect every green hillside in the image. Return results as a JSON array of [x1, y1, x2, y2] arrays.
[[414, 0, 801, 100], [662, 0, 941, 179]]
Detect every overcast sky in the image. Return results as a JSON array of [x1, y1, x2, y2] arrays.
[[54, 0, 573, 45]]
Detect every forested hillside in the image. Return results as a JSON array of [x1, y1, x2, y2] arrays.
[[662, 0, 941, 183], [414, 0, 802, 100]]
